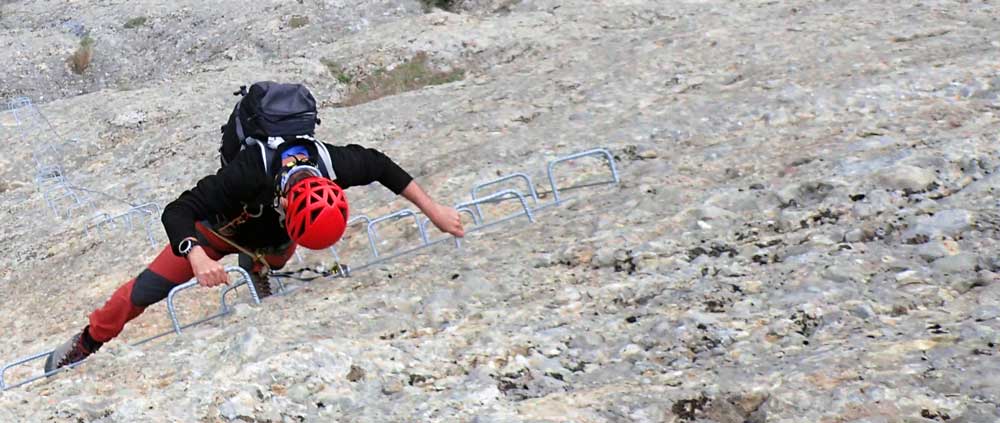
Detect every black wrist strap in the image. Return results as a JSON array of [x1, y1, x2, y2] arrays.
[[179, 237, 200, 256]]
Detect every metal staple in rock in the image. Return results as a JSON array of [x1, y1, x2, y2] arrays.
[[0, 146, 620, 392], [4, 96, 162, 247], [470, 172, 540, 222], [85, 202, 161, 248], [0, 267, 254, 391]]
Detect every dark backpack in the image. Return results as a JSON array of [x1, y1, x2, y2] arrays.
[[219, 81, 335, 178]]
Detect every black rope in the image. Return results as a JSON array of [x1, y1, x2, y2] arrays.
[[270, 264, 347, 282]]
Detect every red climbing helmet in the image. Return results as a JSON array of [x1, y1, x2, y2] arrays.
[[284, 176, 349, 249]]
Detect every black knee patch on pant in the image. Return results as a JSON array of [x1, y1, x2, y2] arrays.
[[238, 253, 254, 273], [130, 269, 176, 307]]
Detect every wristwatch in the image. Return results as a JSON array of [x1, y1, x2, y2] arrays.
[[178, 237, 200, 257]]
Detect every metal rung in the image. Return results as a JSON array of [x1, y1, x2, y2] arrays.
[[167, 267, 256, 335], [345, 215, 376, 260], [85, 203, 161, 248], [456, 189, 535, 225], [84, 212, 113, 236], [42, 191, 88, 219], [34, 165, 67, 182], [419, 206, 477, 249], [471, 172, 540, 222], [349, 236, 452, 274], [354, 190, 535, 272], [546, 148, 619, 204], [366, 209, 428, 258], [0, 340, 92, 391], [8, 96, 32, 110], [0, 350, 50, 391]]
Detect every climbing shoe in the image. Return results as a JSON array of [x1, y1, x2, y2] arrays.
[[44, 326, 102, 373]]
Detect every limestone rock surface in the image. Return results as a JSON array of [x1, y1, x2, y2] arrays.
[[2, 0, 1000, 422]]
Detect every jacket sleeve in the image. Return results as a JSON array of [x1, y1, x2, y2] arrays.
[[161, 148, 267, 255], [327, 144, 414, 194]]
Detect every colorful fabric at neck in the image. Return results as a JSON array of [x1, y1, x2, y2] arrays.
[[281, 145, 310, 161]]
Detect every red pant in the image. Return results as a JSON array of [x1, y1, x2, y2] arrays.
[[88, 223, 296, 342]]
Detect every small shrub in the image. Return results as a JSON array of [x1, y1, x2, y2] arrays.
[[420, 0, 459, 11], [339, 52, 464, 107], [288, 15, 309, 28], [69, 35, 95, 75], [321, 59, 353, 84], [124, 16, 147, 29]]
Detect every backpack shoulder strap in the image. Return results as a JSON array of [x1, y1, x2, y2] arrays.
[[234, 102, 246, 142], [246, 138, 277, 176], [249, 134, 333, 179], [311, 139, 336, 180]]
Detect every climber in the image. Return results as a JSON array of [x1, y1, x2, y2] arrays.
[[43, 82, 464, 372]]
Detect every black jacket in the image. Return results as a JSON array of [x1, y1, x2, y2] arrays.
[[162, 142, 413, 254]]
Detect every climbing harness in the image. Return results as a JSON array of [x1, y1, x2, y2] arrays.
[[214, 204, 265, 237]]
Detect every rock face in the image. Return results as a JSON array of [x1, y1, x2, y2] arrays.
[[2, 0, 1000, 422]]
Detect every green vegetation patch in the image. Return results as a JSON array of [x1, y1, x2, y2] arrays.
[[321, 58, 353, 85], [124, 16, 147, 29], [338, 52, 465, 107], [288, 15, 309, 28]]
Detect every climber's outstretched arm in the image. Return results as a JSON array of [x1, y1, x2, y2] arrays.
[[401, 181, 465, 237]]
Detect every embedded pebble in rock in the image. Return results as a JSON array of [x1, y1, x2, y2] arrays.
[[109, 110, 146, 129], [2, 0, 1000, 422]]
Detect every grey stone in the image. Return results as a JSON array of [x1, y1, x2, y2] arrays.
[[593, 246, 623, 268], [932, 253, 979, 274], [230, 326, 265, 363], [110, 110, 147, 128], [778, 210, 810, 232], [851, 189, 899, 218], [916, 239, 960, 261], [822, 265, 864, 284], [895, 269, 931, 285], [844, 228, 870, 243], [381, 377, 406, 395], [875, 165, 937, 193], [847, 302, 877, 320], [346, 365, 366, 382], [971, 305, 1000, 322], [219, 391, 256, 421], [287, 383, 312, 403], [776, 181, 838, 207], [902, 209, 975, 242], [678, 205, 738, 232]]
